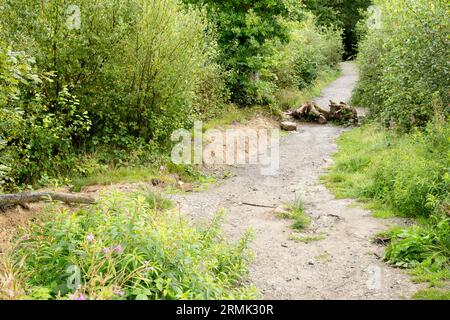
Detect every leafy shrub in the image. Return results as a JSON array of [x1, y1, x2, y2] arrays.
[[0, 0, 230, 189], [302, 0, 371, 57], [0, 0, 227, 145], [278, 196, 311, 230], [352, 0, 449, 129], [384, 215, 450, 271], [183, 0, 289, 105], [273, 14, 343, 91], [0, 40, 91, 190], [4, 192, 256, 300]]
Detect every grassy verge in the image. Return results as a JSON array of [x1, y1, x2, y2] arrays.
[[322, 122, 450, 298], [0, 192, 256, 300], [69, 161, 216, 192]]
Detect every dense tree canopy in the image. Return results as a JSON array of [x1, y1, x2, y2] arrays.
[[184, 0, 290, 105], [303, 0, 372, 58]]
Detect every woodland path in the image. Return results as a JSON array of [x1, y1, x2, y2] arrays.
[[172, 62, 422, 299]]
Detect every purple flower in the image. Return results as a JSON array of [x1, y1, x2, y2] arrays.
[[20, 235, 31, 241], [102, 247, 110, 254], [113, 245, 123, 254], [115, 290, 125, 297], [143, 261, 155, 272], [86, 234, 95, 243], [70, 293, 86, 300]]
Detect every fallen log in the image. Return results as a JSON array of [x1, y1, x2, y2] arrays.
[[329, 100, 358, 122], [292, 102, 330, 124], [0, 192, 95, 209], [289, 100, 358, 125]]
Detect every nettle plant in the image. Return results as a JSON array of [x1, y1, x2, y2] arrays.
[[8, 192, 256, 300]]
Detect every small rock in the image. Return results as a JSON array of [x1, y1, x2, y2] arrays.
[[308, 260, 315, 266], [280, 121, 297, 131], [178, 181, 193, 192], [151, 178, 163, 186]]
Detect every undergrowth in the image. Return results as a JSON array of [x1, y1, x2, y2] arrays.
[[0, 192, 256, 300], [323, 121, 450, 298]]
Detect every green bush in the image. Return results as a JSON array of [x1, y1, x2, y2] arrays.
[[352, 0, 449, 129], [1, 0, 227, 145], [302, 0, 371, 57], [0, 0, 229, 189], [273, 14, 343, 90], [183, 0, 290, 106], [0, 40, 91, 190], [4, 192, 256, 300], [384, 215, 450, 271]]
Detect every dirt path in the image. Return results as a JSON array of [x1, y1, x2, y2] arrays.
[[172, 62, 422, 300]]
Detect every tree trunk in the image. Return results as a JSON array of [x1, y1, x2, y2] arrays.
[[0, 192, 95, 208]]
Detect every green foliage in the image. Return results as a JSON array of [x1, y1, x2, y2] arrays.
[[324, 122, 450, 291], [0, 0, 227, 145], [0, 0, 229, 189], [324, 123, 450, 218], [384, 215, 450, 270], [6, 192, 256, 300], [0, 40, 91, 190], [413, 289, 450, 300], [302, 0, 372, 57], [352, 0, 449, 130], [273, 14, 343, 91], [183, 0, 290, 105]]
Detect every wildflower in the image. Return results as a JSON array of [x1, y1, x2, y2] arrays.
[[86, 234, 95, 243], [102, 247, 110, 254], [143, 261, 155, 272], [113, 245, 123, 254], [70, 293, 87, 300], [76, 294, 87, 301], [114, 289, 125, 297]]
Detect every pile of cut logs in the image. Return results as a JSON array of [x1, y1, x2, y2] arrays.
[[281, 100, 358, 130]]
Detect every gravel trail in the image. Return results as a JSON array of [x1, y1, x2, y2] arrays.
[[172, 62, 421, 300]]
